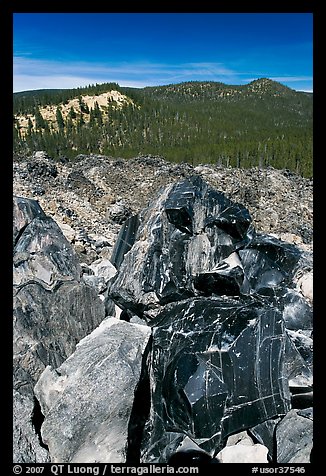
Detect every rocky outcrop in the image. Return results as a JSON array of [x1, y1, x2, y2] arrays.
[[13, 153, 313, 268], [13, 158, 313, 464], [13, 390, 50, 463], [275, 409, 313, 463], [107, 175, 313, 463], [34, 318, 151, 463], [13, 196, 106, 397], [13, 196, 106, 462]]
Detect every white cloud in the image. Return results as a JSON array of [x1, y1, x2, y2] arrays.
[[13, 56, 242, 92], [296, 89, 313, 93], [13, 75, 115, 93], [13, 56, 313, 92], [269, 76, 313, 83]]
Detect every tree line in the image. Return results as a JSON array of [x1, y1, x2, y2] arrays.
[[13, 81, 313, 177]]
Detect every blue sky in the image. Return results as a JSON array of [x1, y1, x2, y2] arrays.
[[13, 13, 313, 93]]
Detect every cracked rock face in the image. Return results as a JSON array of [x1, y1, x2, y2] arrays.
[[275, 409, 313, 463], [140, 297, 310, 462], [13, 390, 50, 463], [34, 318, 151, 463], [107, 175, 313, 463], [13, 173, 312, 464], [109, 176, 254, 318], [13, 197, 106, 398]]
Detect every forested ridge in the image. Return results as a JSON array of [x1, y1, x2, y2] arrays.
[[13, 78, 313, 177]]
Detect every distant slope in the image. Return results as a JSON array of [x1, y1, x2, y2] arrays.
[[138, 78, 311, 104], [15, 90, 136, 136], [14, 88, 65, 97], [13, 79, 313, 177], [13, 82, 123, 114], [142, 78, 296, 100]]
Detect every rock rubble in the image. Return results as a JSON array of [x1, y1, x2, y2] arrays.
[[13, 152, 313, 265], [13, 153, 313, 464]]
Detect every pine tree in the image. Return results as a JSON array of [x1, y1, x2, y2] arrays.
[[68, 106, 77, 119], [13, 80, 312, 176], [56, 107, 65, 130], [89, 108, 96, 127], [27, 118, 33, 135], [77, 115, 85, 132], [78, 96, 89, 114], [35, 107, 46, 130], [93, 101, 103, 126]]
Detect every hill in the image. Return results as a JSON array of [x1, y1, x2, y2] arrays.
[[14, 90, 135, 137], [13, 79, 313, 177], [140, 78, 299, 101]]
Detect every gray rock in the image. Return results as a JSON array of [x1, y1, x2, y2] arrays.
[[297, 407, 313, 420], [27, 159, 57, 179], [93, 235, 111, 249], [107, 176, 312, 463], [57, 222, 76, 243], [296, 271, 313, 302], [281, 289, 313, 331], [275, 409, 313, 463], [286, 329, 313, 368], [226, 431, 254, 446], [13, 225, 80, 289], [32, 151, 49, 161], [34, 318, 151, 463], [83, 258, 117, 317], [82, 274, 107, 293], [13, 196, 46, 247], [109, 176, 308, 323], [106, 200, 132, 224], [66, 169, 98, 197], [13, 196, 105, 397], [88, 257, 117, 284], [13, 212, 81, 290], [14, 281, 105, 396], [13, 390, 50, 463], [109, 176, 253, 320], [249, 418, 281, 461], [140, 296, 310, 462], [217, 443, 269, 463]]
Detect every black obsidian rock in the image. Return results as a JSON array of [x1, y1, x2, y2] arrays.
[[108, 176, 254, 316], [140, 296, 310, 461], [107, 175, 313, 463], [110, 214, 140, 269]]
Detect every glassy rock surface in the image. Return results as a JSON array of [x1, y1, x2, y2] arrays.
[[108, 175, 313, 463]]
